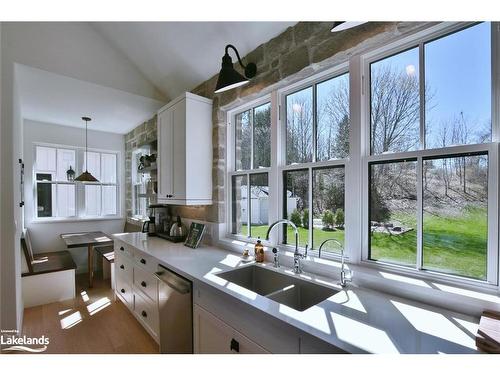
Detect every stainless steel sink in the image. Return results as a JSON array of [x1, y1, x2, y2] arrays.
[[217, 265, 339, 312]]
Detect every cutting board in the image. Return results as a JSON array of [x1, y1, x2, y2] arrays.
[[476, 310, 500, 353]]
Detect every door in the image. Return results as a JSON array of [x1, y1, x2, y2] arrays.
[[193, 304, 268, 354], [158, 109, 173, 199], [170, 99, 186, 200]]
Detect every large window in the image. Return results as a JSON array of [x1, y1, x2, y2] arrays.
[[231, 102, 271, 238], [34, 145, 119, 219], [366, 23, 495, 282]]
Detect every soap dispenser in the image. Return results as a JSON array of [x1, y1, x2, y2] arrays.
[[254, 237, 264, 263]]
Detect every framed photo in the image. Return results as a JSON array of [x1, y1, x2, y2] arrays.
[[184, 222, 206, 249]]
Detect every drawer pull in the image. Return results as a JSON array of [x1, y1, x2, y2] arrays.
[[120, 246, 124, 251], [120, 288, 125, 293], [140, 258, 146, 264], [141, 310, 147, 318], [230, 338, 240, 353], [141, 281, 147, 288], [120, 265, 124, 270]]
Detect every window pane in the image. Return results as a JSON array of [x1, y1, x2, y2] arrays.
[[286, 87, 313, 164], [249, 173, 269, 239], [235, 110, 251, 170], [101, 153, 117, 184], [369, 160, 417, 266], [83, 151, 101, 180], [36, 146, 56, 172], [85, 185, 101, 216], [231, 175, 248, 236], [36, 183, 55, 217], [316, 73, 350, 160], [425, 23, 491, 149], [423, 154, 488, 280], [57, 149, 76, 181], [57, 184, 76, 217], [370, 48, 420, 154], [312, 167, 345, 253], [102, 185, 117, 215], [253, 103, 271, 168], [283, 169, 309, 247]]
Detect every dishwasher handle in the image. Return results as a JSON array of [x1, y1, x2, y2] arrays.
[[154, 268, 191, 295]]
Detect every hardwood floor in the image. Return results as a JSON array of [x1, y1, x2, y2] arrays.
[[21, 273, 159, 354]]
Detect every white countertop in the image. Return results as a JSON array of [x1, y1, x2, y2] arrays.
[[112, 232, 479, 354]]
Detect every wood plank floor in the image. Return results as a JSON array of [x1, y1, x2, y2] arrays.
[[20, 273, 159, 354]]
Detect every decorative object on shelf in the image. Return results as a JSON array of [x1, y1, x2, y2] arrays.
[[66, 166, 75, 181], [184, 222, 206, 249], [138, 154, 157, 172], [75, 117, 99, 182], [331, 21, 367, 32], [214, 44, 257, 94]]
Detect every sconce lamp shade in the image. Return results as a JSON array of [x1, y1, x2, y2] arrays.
[[331, 21, 367, 32], [214, 44, 257, 94]]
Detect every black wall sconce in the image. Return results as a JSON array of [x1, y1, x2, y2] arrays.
[[214, 44, 257, 94], [331, 22, 367, 32]]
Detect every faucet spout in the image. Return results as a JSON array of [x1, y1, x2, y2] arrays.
[[266, 219, 305, 273]]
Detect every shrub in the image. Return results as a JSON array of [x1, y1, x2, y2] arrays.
[[322, 210, 335, 229], [302, 209, 309, 229], [335, 209, 345, 228], [290, 210, 302, 227]]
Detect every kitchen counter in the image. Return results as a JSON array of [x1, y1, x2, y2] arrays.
[[112, 232, 479, 354]]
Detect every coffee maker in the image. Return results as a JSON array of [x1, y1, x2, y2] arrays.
[[142, 204, 169, 236]]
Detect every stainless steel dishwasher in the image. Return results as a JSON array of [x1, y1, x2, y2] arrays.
[[154, 264, 193, 353]]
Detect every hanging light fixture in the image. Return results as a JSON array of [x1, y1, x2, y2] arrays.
[[214, 44, 257, 94], [75, 116, 99, 182], [331, 22, 368, 32]]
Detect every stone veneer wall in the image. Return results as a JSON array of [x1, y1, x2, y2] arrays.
[[125, 22, 432, 228]]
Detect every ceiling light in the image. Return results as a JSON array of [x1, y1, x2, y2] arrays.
[[331, 22, 368, 32], [214, 44, 257, 94], [75, 116, 99, 183]]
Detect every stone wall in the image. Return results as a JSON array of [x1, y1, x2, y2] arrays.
[[125, 21, 432, 226]]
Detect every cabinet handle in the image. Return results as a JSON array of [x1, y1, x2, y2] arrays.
[[140, 258, 146, 264], [120, 265, 124, 269], [120, 288, 125, 293], [141, 281, 147, 288], [120, 246, 124, 251], [230, 338, 240, 353], [141, 310, 148, 318]]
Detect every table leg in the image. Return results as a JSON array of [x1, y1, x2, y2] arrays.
[[88, 244, 94, 288]]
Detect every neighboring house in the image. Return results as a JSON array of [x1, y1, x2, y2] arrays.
[[240, 186, 297, 225]]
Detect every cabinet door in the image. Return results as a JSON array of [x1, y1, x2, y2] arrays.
[[158, 109, 174, 199], [193, 304, 268, 354], [170, 100, 186, 200]]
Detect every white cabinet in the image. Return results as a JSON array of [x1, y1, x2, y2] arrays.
[[193, 304, 268, 354], [157, 92, 213, 205]]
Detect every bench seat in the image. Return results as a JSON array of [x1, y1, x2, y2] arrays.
[[22, 250, 76, 277]]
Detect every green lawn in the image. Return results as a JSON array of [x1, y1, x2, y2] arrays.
[[241, 207, 487, 280]]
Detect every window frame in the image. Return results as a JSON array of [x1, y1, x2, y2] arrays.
[[32, 142, 121, 222], [360, 22, 499, 286]]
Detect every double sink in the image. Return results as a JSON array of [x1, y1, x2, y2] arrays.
[[217, 265, 340, 312]]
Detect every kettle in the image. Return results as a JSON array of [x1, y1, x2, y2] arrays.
[[142, 216, 157, 236], [169, 215, 187, 238]]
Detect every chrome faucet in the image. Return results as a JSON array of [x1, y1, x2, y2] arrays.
[[265, 219, 307, 274], [318, 238, 352, 287]]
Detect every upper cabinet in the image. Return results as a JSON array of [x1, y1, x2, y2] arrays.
[[157, 92, 213, 205]]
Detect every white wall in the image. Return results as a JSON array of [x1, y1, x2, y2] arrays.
[[1, 22, 162, 331], [23, 120, 126, 273]]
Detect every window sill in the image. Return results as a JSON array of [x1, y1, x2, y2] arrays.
[[216, 236, 500, 316], [31, 216, 124, 224]]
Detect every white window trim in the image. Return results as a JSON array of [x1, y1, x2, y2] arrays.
[[32, 142, 122, 222], [222, 21, 500, 291]]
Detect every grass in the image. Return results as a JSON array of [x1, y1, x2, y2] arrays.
[[241, 207, 487, 280]]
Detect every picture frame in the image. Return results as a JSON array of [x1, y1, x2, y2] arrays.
[[184, 222, 206, 249]]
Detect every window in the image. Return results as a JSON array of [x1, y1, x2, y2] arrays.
[[34, 144, 119, 219], [231, 102, 271, 239], [365, 22, 495, 283]]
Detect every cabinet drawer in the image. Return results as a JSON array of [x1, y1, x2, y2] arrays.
[[115, 254, 133, 284], [116, 276, 133, 308], [134, 266, 158, 303], [135, 290, 159, 339], [133, 251, 156, 273], [114, 240, 134, 258]]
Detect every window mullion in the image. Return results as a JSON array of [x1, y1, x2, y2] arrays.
[[419, 41, 426, 150], [308, 167, 313, 250], [250, 109, 254, 170], [246, 173, 251, 238], [312, 84, 318, 163], [416, 156, 423, 270]]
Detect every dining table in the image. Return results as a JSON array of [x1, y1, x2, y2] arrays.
[[60, 231, 113, 288]]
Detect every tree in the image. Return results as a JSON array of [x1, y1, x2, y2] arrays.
[[322, 210, 335, 230], [253, 105, 271, 168], [302, 209, 309, 229], [335, 209, 345, 228], [286, 94, 313, 163], [290, 210, 302, 227]]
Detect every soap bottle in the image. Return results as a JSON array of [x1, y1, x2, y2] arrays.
[[254, 237, 264, 263]]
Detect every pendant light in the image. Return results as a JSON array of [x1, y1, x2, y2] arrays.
[[214, 44, 257, 94], [75, 116, 99, 182]]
